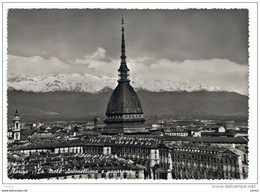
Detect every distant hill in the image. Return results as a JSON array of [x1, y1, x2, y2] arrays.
[[7, 90, 248, 122]]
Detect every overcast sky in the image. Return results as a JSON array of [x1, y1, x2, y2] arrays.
[[7, 9, 249, 94]]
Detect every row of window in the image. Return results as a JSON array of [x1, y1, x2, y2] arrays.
[[83, 146, 103, 153], [101, 172, 139, 179], [113, 147, 150, 153], [173, 159, 239, 167], [173, 153, 238, 164], [107, 115, 142, 119], [172, 172, 241, 179], [172, 167, 240, 176], [119, 153, 149, 159], [174, 148, 221, 155]]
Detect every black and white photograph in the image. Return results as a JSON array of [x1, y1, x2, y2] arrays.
[[1, 2, 259, 192]]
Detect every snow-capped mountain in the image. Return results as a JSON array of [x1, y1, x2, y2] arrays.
[[131, 79, 223, 93], [8, 73, 228, 93], [8, 74, 117, 93]]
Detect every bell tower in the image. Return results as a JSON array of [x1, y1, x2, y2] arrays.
[[12, 109, 21, 141]]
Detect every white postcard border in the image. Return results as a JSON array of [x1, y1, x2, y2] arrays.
[[1, 2, 258, 186]]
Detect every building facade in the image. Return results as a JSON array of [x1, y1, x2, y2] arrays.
[[171, 146, 248, 179], [8, 135, 248, 180]]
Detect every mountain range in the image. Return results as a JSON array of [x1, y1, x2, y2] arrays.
[[7, 74, 248, 122], [7, 89, 248, 122], [8, 73, 229, 94]]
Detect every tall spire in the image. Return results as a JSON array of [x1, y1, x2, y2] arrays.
[[118, 16, 129, 82], [121, 17, 126, 65]]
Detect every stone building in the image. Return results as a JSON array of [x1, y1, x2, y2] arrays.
[[8, 135, 248, 180], [8, 152, 145, 180], [171, 145, 248, 179]]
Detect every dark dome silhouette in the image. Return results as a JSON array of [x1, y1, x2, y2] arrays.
[[106, 83, 143, 115]]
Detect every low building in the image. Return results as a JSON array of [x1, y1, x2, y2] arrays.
[[171, 145, 248, 179], [8, 135, 248, 180], [8, 154, 145, 180]]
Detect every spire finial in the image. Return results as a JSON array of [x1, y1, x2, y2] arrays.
[[15, 108, 19, 116], [121, 15, 125, 56], [118, 15, 129, 82]]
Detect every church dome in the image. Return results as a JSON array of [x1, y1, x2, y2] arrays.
[[106, 82, 143, 115]]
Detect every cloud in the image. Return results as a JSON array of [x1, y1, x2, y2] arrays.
[[8, 9, 248, 64], [8, 48, 119, 79], [67, 47, 119, 77], [7, 47, 248, 95], [90, 47, 106, 59], [128, 58, 248, 95], [8, 55, 71, 78]]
